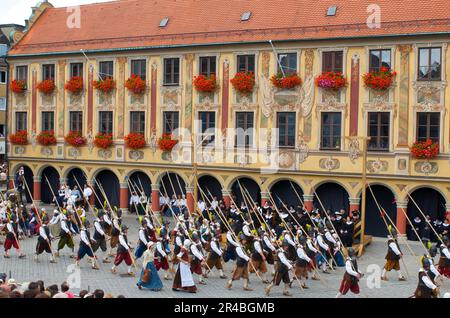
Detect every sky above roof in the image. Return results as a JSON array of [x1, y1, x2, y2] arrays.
[[0, 0, 114, 25]]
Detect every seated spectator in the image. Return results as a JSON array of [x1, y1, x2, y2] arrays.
[[61, 282, 74, 298], [94, 289, 104, 299]]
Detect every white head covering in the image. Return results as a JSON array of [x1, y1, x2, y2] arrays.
[[183, 239, 192, 248]]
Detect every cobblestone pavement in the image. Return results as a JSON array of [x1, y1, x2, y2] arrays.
[[1, 207, 448, 298]]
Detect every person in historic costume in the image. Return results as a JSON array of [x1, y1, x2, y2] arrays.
[[135, 220, 152, 260], [172, 228, 185, 268], [261, 230, 276, 276], [437, 236, 450, 278], [75, 221, 99, 270], [154, 236, 171, 280], [199, 219, 212, 252], [409, 216, 423, 241], [111, 225, 135, 276], [34, 215, 56, 263], [265, 242, 294, 297], [324, 224, 338, 267], [332, 232, 345, 267], [205, 230, 227, 279], [137, 241, 163, 291], [250, 236, 269, 283], [292, 235, 311, 289], [414, 256, 440, 298], [282, 230, 297, 261], [341, 216, 354, 247], [108, 214, 121, 257], [305, 228, 320, 280], [82, 184, 93, 210], [172, 239, 197, 293], [29, 208, 42, 236], [227, 234, 253, 291], [55, 212, 76, 258], [316, 226, 331, 273], [223, 225, 239, 263], [381, 229, 406, 281], [129, 191, 140, 214], [3, 216, 25, 259], [336, 248, 363, 297], [190, 232, 207, 284], [92, 210, 110, 263]]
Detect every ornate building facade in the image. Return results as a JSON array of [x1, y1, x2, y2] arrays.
[[5, 0, 450, 237]]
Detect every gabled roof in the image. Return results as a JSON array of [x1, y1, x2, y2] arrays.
[[8, 0, 450, 56]]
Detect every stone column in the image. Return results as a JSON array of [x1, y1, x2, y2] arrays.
[[349, 197, 361, 217], [186, 186, 195, 214], [303, 194, 314, 212], [119, 182, 129, 213], [222, 189, 231, 207], [8, 176, 15, 190], [261, 191, 270, 206], [396, 201, 408, 235], [33, 176, 42, 202], [151, 184, 160, 213]]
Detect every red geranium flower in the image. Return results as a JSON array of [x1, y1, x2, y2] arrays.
[[37, 79, 56, 95], [410, 139, 439, 159], [230, 71, 255, 95], [363, 68, 397, 90], [93, 77, 116, 93], [65, 131, 87, 147], [9, 130, 28, 145], [10, 80, 27, 94], [125, 132, 146, 149], [125, 74, 147, 95], [93, 133, 113, 149], [270, 72, 302, 89], [37, 130, 57, 146], [193, 75, 218, 93], [315, 72, 347, 90], [65, 76, 84, 94], [158, 133, 178, 152]]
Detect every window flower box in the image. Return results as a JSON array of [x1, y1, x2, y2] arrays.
[[125, 74, 146, 95], [193, 75, 218, 93], [37, 79, 56, 95], [363, 67, 397, 91], [65, 76, 84, 94], [65, 131, 87, 147], [158, 133, 178, 152], [93, 78, 116, 94], [94, 133, 113, 149], [230, 71, 255, 95], [37, 130, 57, 146], [411, 140, 439, 160], [10, 80, 27, 94], [125, 132, 146, 149], [9, 130, 28, 145], [315, 72, 347, 90], [270, 72, 302, 89]]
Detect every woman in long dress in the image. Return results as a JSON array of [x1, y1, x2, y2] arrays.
[[172, 239, 197, 293], [137, 242, 163, 291]]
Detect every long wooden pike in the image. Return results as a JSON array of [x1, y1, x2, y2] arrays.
[[128, 178, 162, 227], [197, 184, 265, 283], [404, 187, 445, 245], [72, 173, 98, 219]]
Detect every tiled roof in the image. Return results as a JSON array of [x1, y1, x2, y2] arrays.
[[8, 0, 450, 56]]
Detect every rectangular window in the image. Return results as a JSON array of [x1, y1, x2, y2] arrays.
[[235, 112, 254, 147], [277, 112, 296, 148], [322, 51, 343, 73], [368, 112, 390, 151], [131, 59, 147, 80], [69, 111, 83, 133], [42, 64, 55, 81], [99, 111, 113, 134], [417, 112, 440, 143], [99, 61, 114, 79], [277, 53, 297, 75], [418, 47, 442, 81], [199, 111, 216, 145], [70, 63, 83, 78], [0, 98, 5, 110], [130, 111, 145, 134], [199, 56, 217, 77], [369, 49, 391, 72], [0, 70, 6, 84], [41, 111, 54, 131], [321, 112, 342, 150], [163, 58, 180, 86], [16, 112, 27, 131], [163, 111, 179, 135], [237, 54, 255, 73], [16, 65, 28, 82]]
